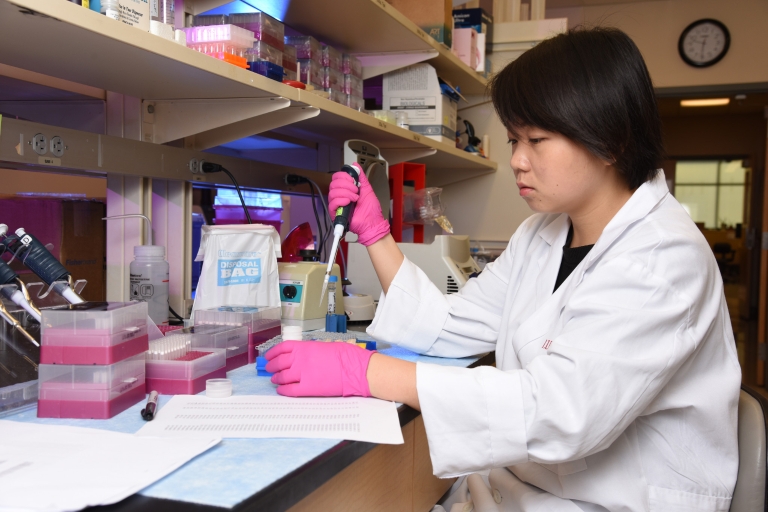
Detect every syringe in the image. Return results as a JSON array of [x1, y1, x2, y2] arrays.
[[0, 224, 85, 304], [319, 163, 361, 306]]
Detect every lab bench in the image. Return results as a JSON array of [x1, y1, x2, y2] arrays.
[[4, 339, 494, 512]]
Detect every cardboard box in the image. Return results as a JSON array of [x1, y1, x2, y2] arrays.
[[452, 8, 493, 44], [452, 28, 478, 70], [387, 0, 453, 47], [0, 198, 106, 301], [383, 63, 458, 146]]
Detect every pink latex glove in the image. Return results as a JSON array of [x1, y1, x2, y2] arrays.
[[328, 162, 390, 246], [265, 341, 376, 397]]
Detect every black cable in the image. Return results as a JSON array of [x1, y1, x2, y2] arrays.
[[221, 169, 252, 224], [308, 182, 324, 258], [201, 162, 252, 224], [169, 305, 185, 322]]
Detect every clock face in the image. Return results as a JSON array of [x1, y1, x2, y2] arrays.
[[679, 19, 730, 68]]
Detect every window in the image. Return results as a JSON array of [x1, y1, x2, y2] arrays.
[[674, 160, 747, 228]]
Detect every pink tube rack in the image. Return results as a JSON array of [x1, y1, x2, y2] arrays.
[[145, 348, 226, 395], [181, 24, 255, 49], [37, 354, 146, 419], [40, 302, 148, 365], [194, 306, 281, 363]]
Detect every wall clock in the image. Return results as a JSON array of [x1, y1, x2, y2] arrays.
[[678, 19, 730, 68]]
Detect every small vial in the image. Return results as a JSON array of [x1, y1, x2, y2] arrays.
[[327, 275, 338, 315]]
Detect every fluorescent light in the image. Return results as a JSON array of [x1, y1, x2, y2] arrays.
[[680, 98, 730, 107]]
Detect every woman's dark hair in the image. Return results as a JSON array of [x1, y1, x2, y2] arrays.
[[490, 26, 663, 190]]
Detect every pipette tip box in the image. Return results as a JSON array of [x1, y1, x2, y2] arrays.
[[194, 306, 282, 363], [146, 348, 227, 395], [40, 302, 148, 365], [163, 325, 249, 371], [37, 353, 146, 419]]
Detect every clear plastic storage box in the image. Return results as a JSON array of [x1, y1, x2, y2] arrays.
[[323, 67, 344, 92], [298, 59, 324, 88], [322, 44, 343, 71], [41, 302, 148, 365], [37, 354, 146, 419], [344, 74, 364, 97], [284, 69, 297, 81], [166, 325, 250, 371], [283, 44, 297, 72], [146, 347, 226, 395], [285, 36, 322, 61], [325, 89, 346, 104], [192, 14, 229, 26], [245, 41, 283, 66], [182, 25, 255, 49], [195, 306, 281, 362], [230, 12, 285, 51], [344, 94, 366, 111], [343, 53, 363, 78]]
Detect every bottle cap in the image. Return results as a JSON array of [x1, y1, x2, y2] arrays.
[[134, 245, 165, 257], [15, 228, 26, 237], [206, 378, 232, 398], [329, 275, 338, 282]]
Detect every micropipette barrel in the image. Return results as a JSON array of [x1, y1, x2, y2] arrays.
[[0, 258, 42, 322]]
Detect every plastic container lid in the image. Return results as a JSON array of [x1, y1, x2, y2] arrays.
[[329, 275, 338, 282], [282, 324, 303, 341], [206, 378, 232, 398], [134, 245, 166, 257]]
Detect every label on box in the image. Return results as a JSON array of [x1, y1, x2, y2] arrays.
[[388, 97, 437, 122], [120, 0, 150, 31]]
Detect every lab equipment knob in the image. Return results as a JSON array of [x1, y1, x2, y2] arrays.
[[283, 285, 297, 299]]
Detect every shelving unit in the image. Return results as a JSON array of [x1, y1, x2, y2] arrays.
[[0, 0, 496, 182], [184, 0, 489, 95]]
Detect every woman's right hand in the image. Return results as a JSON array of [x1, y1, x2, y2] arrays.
[[328, 163, 390, 246]]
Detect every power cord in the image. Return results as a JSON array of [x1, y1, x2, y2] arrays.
[[201, 162, 252, 224], [169, 305, 185, 323], [285, 174, 329, 259]]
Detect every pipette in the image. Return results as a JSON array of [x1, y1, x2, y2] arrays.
[[0, 224, 85, 304], [0, 296, 39, 347], [319, 163, 361, 306], [0, 258, 42, 323]]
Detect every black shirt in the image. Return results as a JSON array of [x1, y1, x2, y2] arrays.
[[553, 226, 594, 293]]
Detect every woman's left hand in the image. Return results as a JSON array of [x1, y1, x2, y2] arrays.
[[264, 341, 376, 397]]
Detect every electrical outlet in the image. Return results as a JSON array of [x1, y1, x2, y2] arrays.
[[32, 133, 47, 155], [188, 158, 201, 174], [50, 136, 64, 157]]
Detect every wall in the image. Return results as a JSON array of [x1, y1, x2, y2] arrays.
[[443, 0, 768, 243], [547, 0, 768, 90]]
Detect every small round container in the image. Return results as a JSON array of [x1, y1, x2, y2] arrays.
[[282, 80, 306, 89], [282, 324, 303, 341], [206, 378, 232, 398]]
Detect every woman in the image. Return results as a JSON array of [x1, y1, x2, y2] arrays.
[[266, 27, 740, 510]]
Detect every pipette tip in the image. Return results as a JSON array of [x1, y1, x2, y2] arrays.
[[319, 274, 330, 307]]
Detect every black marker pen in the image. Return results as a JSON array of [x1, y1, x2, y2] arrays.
[[141, 390, 159, 421]]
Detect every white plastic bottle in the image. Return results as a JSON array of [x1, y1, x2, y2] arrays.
[[100, 0, 120, 20], [129, 245, 169, 325]]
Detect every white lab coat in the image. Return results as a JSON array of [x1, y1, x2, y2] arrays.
[[368, 172, 741, 511]]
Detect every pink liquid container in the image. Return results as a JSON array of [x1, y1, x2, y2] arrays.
[[37, 354, 146, 419], [40, 302, 148, 365]]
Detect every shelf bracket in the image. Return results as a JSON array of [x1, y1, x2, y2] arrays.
[[141, 97, 291, 145], [185, 105, 321, 151], [379, 147, 438, 166], [357, 50, 439, 80]]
